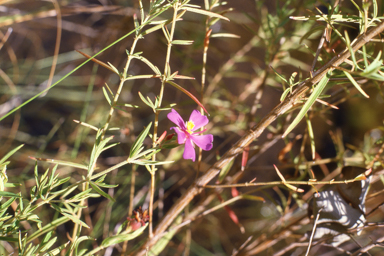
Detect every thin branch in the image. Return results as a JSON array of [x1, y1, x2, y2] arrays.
[[203, 177, 364, 189], [306, 208, 322, 256]]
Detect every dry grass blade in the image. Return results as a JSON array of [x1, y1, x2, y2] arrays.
[[76, 50, 119, 75]]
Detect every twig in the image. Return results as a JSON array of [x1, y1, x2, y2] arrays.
[[306, 208, 322, 256], [203, 177, 363, 189], [350, 235, 384, 256]]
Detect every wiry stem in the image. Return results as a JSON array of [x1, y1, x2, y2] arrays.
[[101, 37, 139, 139], [133, 20, 384, 255], [203, 177, 365, 188], [197, 6, 213, 177], [149, 1, 180, 238]]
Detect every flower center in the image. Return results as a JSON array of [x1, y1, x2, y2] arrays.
[[186, 121, 195, 134]]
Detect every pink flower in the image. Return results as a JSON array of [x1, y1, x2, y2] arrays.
[[167, 109, 213, 162]]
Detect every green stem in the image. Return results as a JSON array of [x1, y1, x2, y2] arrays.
[[27, 216, 70, 243], [149, 1, 179, 238], [101, 37, 140, 139]]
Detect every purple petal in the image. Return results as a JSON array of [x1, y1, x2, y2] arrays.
[[167, 109, 186, 130], [183, 138, 196, 161], [171, 127, 187, 145], [189, 110, 209, 131], [190, 134, 213, 151]]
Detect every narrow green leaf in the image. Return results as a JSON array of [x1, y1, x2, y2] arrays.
[[95, 182, 118, 189], [289, 72, 298, 86], [165, 62, 171, 77], [130, 123, 152, 158], [139, 0, 144, 24], [50, 204, 62, 213], [101, 142, 119, 153], [218, 158, 234, 183], [362, 51, 382, 75], [27, 216, 70, 242], [5, 183, 20, 188], [181, 7, 229, 21], [0, 191, 21, 198], [88, 134, 114, 175], [0, 197, 16, 210], [172, 40, 194, 45], [95, 174, 107, 183], [149, 19, 170, 25], [59, 184, 78, 198], [90, 181, 116, 202], [173, 74, 194, 80], [344, 31, 358, 69], [51, 177, 70, 189], [131, 148, 157, 160], [61, 212, 89, 228], [102, 87, 112, 106], [133, 12, 140, 30], [0, 161, 9, 169], [350, 0, 363, 14], [182, 3, 201, 8], [156, 105, 176, 111], [0, 236, 18, 242], [270, 66, 288, 84], [71, 188, 93, 200], [47, 241, 69, 256], [124, 74, 160, 81], [138, 92, 155, 109], [142, 22, 166, 36], [283, 72, 330, 137], [373, 0, 378, 19], [210, 33, 240, 38], [343, 70, 369, 98], [149, 96, 157, 109], [280, 88, 290, 102], [101, 224, 147, 247], [115, 103, 140, 108], [137, 148, 161, 160], [130, 160, 173, 166], [41, 231, 53, 244], [290, 14, 361, 23], [161, 25, 171, 42], [241, 194, 265, 202], [73, 120, 99, 131], [39, 236, 57, 252], [31, 157, 88, 170], [365, 73, 384, 81], [0, 144, 23, 166], [104, 83, 114, 97], [107, 62, 120, 75], [306, 114, 316, 160], [48, 165, 58, 188]]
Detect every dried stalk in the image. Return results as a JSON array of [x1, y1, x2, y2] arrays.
[[134, 20, 384, 255]]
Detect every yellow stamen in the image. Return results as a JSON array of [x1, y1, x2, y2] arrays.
[[186, 121, 195, 134]]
